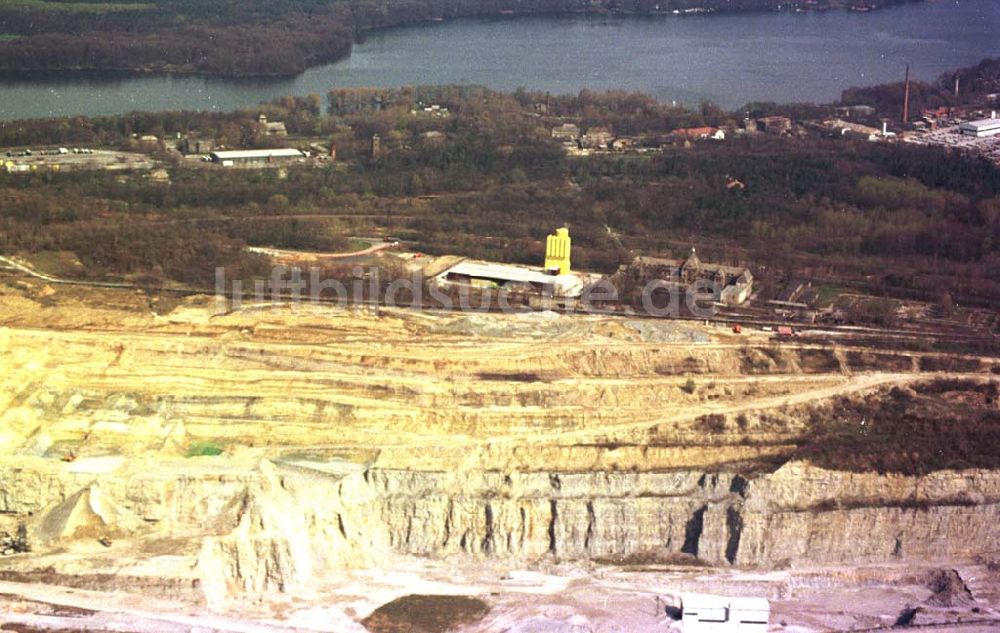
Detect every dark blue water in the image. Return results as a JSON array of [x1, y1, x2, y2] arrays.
[[0, 0, 997, 120]]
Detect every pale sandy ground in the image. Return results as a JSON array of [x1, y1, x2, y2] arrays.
[[1, 555, 998, 632]]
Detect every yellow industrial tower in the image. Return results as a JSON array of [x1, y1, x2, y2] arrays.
[[545, 227, 571, 275]]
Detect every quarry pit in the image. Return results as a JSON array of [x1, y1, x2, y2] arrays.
[[0, 279, 998, 632]]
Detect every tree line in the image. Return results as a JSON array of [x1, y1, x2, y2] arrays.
[[0, 13, 352, 77]]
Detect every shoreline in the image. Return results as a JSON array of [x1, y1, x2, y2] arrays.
[[0, 1, 921, 82]]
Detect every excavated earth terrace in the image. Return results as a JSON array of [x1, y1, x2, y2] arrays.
[[0, 280, 998, 632]]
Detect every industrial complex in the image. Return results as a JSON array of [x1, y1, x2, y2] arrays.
[[432, 227, 596, 300], [619, 250, 755, 307], [426, 228, 755, 312]]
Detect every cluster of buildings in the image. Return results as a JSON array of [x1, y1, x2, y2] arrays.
[[409, 103, 451, 118], [904, 109, 1000, 165], [810, 118, 894, 141], [913, 103, 999, 132], [549, 113, 804, 155], [4, 108, 325, 172], [619, 249, 755, 306], [548, 103, 999, 159], [173, 112, 347, 168], [431, 228, 755, 309], [551, 123, 623, 154], [177, 113, 291, 161]]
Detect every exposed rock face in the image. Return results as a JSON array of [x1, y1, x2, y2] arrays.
[[1, 300, 998, 607], [197, 463, 316, 606], [3, 455, 999, 604], [196, 460, 390, 605], [366, 464, 1000, 567], [738, 463, 1000, 567], [372, 470, 728, 560]]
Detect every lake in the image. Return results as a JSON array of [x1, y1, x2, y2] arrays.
[[0, 0, 998, 120]]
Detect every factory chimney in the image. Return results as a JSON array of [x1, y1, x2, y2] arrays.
[[954, 74, 960, 98], [902, 64, 911, 123]]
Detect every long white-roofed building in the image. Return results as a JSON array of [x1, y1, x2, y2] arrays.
[[959, 118, 1000, 138], [430, 227, 598, 300], [435, 260, 587, 298], [209, 148, 304, 165]]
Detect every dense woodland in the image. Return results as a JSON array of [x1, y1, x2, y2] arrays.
[[1, 85, 999, 312], [0, 0, 917, 77]]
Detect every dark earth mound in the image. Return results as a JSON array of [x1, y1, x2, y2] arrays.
[[362, 594, 490, 633]]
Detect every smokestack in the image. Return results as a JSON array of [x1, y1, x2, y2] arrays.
[[954, 74, 960, 98], [902, 64, 911, 123], [882, 121, 888, 135]]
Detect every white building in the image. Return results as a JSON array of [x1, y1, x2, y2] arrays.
[[959, 118, 1000, 138], [208, 148, 304, 166], [435, 260, 586, 298], [551, 123, 581, 141], [681, 593, 769, 633]]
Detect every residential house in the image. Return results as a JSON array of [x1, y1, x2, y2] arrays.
[[178, 136, 217, 155], [758, 115, 792, 134], [580, 126, 614, 150], [257, 114, 288, 137], [551, 123, 580, 141]]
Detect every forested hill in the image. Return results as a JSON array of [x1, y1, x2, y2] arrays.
[[0, 0, 917, 78]]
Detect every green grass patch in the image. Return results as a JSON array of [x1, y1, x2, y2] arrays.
[[0, 34, 20, 41], [185, 441, 224, 457], [0, 0, 153, 12], [23, 250, 83, 278], [813, 285, 843, 307]]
